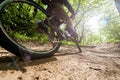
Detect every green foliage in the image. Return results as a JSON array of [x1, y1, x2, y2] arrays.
[[14, 32, 30, 41], [1, 0, 120, 45], [2, 3, 34, 33], [1, 1, 46, 41], [62, 40, 75, 45], [101, 16, 120, 43]]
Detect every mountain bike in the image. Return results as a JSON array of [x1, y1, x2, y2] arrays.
[[0, 0, 81, 60]]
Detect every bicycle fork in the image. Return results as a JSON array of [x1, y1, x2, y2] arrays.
[[61, 31, 82, 53], [72, 38, 82, 52]]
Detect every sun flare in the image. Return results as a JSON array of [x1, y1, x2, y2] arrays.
[[85, 14, 106, 34]]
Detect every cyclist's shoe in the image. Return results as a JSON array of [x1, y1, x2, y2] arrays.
[[36, 20, 48, 34]]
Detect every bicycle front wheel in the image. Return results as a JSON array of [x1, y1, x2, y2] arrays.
[[0, 0, 61, 60]]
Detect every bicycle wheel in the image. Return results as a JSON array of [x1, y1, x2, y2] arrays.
[[0, 0, 61, 60]]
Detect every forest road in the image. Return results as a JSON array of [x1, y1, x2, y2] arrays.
[[0, 43, 120, 80]]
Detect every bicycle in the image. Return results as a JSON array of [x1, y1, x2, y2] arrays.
[[0, 0, 82, 60]]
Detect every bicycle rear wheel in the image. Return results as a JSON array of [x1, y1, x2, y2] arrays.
[[0, 0, 61, 60]]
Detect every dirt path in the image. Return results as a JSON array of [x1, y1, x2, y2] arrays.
[[0, 43, 120, 80]]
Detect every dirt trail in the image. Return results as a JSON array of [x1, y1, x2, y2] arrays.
[[0, 43, 120, 80]]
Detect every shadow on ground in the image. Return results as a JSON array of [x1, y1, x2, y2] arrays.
[[0, 51, 80, 71], [0, 56, 57, 71]]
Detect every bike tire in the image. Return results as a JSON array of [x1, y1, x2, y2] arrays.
[[0, 0, 61, 60]]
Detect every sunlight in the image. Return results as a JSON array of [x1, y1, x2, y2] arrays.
[[86, 14, 105, 34], [83, 0, 118, 35]]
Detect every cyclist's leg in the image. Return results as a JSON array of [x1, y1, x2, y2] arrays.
[[51, 3, 78, 39], [65, 18, 78, 39]]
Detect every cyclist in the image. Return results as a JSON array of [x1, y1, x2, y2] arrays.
[[41, 0, 78, 39], [23, 0, 78, 61]]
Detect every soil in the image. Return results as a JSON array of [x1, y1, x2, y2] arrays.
[[0, 43, 120, 80]]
